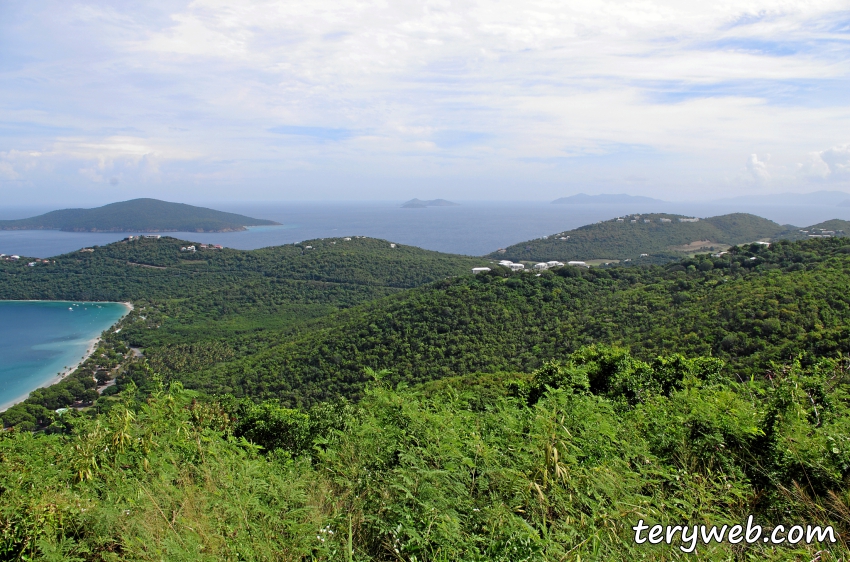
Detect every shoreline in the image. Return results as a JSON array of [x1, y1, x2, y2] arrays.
[[0, 300, 133, 413]]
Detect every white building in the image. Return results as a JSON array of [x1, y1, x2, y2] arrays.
[[678, 217, 700, 223], [533, 263, 549, 270], [472, 267, 491, 274], [567, 261, 588, 267], [390, 244, 396, 248], [508, 263, 524, 271], [659, 218, 672, 223], [547, 261, 564, 267]]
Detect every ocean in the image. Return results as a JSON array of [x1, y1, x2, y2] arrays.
[[0, 301, 129, 410], [1, 201, 849, 258]]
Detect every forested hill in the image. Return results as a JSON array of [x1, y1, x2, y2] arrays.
[[0, 235, 489, 347], [156, 237, 850, 407], [0, 198, 279, 232], [487, 212, 839, 262]]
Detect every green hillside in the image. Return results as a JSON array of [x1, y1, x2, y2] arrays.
[[0, 198, 279, 232], [129, 237, 850, 408], [487, 212, 800, 262], [0, 235, 489, 348], [3, 234, 850, 559]]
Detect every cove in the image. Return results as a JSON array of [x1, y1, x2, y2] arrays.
[[0, 301, 129, 410]]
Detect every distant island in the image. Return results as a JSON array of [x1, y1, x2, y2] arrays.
[[401, 198, 459, 208], [0, 198, 280, 233], [551, 193, 664, 205]]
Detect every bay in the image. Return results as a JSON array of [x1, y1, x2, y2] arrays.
[[1, 200, 849, 258], [0, 301, 130, 410]]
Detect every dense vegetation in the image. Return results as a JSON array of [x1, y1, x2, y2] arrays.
[[3, 225, 850, 559], [0, 198, 279, 232], [148, 237, 850, 407], [1, 347, 847, 560], [488, 212, 846, 262], [0, 234, 487, 330], [0, 235, 487, 427]]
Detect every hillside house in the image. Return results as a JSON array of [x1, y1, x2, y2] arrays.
[[659, 218, 671, 223], [472, 267, 491, 274], [678, 217, 699, 223], [568, 261, 588, 267], [533, 263, 549, 270], [508, 263, 524, 271], [547, 261, 564, 267]]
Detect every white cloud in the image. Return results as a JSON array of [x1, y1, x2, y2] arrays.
[[0, 162, 19, 180], [1, 0, 850, 200], [802, 144, 850, 181], [745, 153, 770, 182]]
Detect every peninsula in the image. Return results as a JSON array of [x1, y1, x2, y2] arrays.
[[0, 198, 280, 233]]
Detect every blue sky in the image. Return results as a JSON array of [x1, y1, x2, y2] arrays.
[[0, 0, 849, 205]]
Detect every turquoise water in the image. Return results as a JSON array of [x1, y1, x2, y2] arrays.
[[0, 301, 129, 410]]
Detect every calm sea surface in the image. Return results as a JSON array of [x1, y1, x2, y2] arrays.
[[1, 201, 849, 258], [0, 301, 128, 410]]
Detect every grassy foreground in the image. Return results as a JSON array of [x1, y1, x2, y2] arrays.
[[1, 347, 848, 560]]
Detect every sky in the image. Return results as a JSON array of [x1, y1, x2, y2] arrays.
[[0, 0, 849, 205]]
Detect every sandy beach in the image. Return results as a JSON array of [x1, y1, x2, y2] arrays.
[[0, 301, 133, 413]]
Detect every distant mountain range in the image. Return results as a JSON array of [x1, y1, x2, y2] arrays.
[[401, 198, 459, 208], [710, 190, 850, 206], [0, 199, 279, 233], [552, 193, 665, 205]]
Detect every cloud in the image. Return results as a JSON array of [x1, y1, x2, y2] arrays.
[[0, 161, 19, 180], [746, 153, 770, 182], [802, 143, 850, 180], [1, 0, 849, 200]]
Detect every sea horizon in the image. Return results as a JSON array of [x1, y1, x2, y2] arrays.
[[2, 200, 850, 259]]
